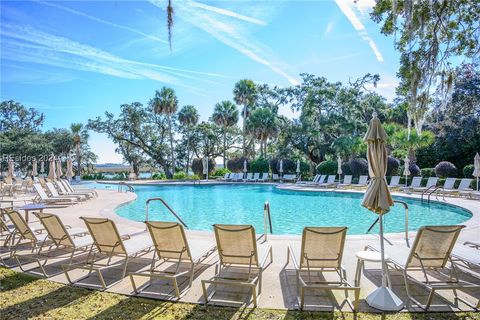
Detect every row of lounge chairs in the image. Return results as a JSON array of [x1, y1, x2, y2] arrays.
[[32, 178, 97, 206], [1, 208, 478, 310], [220, 172, 298, 182]]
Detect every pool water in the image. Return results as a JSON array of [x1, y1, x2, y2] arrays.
[[88, 183, 472, 235]]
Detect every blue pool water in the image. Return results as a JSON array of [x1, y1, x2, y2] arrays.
[[86, 183, 472, 235]]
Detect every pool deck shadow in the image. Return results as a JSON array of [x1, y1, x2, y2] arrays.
[[1, 188, 479, 312]]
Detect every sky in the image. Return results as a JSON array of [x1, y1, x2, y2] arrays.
[[0, 0, 400, 164]]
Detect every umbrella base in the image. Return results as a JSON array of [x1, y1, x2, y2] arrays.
[[366, 286, 404, 311]]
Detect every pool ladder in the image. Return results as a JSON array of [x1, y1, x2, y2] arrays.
[[117, 182, 134, 193], [366, 200, 409, 245], [263, 202, 273, 241], [421, 185, 445, 203], [145, 197, 189, 229]]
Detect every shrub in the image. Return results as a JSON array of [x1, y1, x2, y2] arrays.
[[212, 167, 230, 177], [189, 174, 200, 180], [227, 157, 248, 172], [435, 161, 458, 178], [270, 158, 295, 174], [152, 172, 166, 180], [249, 158, 269, 173], [298, 161, 311, 179], [173, 171, 187, 179], [420, 168, 436, 177], [463, 164, 474, 178], [316, 160, 337, 175], [349, 158, 368, 177], [191, 158, 216, 176], [341, 162, 352, 176], [409, 163, 421, 176], [386, 156, 400, 176]]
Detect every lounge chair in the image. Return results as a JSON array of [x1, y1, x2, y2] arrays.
[[306, 175, 326, 186], [401, 176, 422, 191], [272, 174, 281, 182], [412, 177, 439, 193], [367, 225, 478, 309], [298, 175, 318, 185], [14, 212, 92, 277], [287, 227, 359, 310], [282, 174, 296, 183], [219, 173, 231, 181], [243, 172, 253, 182], [464, 240, 480, 249], [130, 221, 215, 298], [63, 217, 153, 289], [316, 175, 336, 188], [202, 224, 273, 307], [248, 173, 260, 182], [33, 183, 77, 205], [350, 175, 368, 188], [55, 180, 94, 199], [45, 182, 86, 202], [337, 175, 352, 188], [61, 179, 98, 197], [442, 178, 473, 197], [388, 176, 401, 189], [234, 173, 244, 182], [257, 173, 269, 182], [452, 244, 480, 273]]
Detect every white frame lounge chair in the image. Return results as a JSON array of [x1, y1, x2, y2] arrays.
[[388, 176, 401, 189], [63, 217, 153, 289], [367, 225, 478, 309], [33, 183, 77, 205], [55, 180, 94, 199], [286, 226, 359, 311], [316, 175, 337, 188], [272, 174, 281, 182], [338, 175, 352, 188], [243, 172, 253, 182], [248, 173, 260, 182], [45, 182, 86, 202], [401, 176, 422, 192], [307, 175, 325, 186], [202, 224, 273, 307], [130, 221, 215, 299], [412, 177, 439, 193], [442, 178, 473, 197], [62, 179, 97, 196], [258, 173, 269, 182], [350, 175, 368, 188], [298, 175, 319, 185]]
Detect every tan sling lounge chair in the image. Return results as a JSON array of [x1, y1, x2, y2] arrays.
[[14, 212, 91, 277], [202, 224, 273, 307], [130, 221, 215, 298], [3, 210, 47, 258], [286, 227, 359, 311], [367, 225, 479, 309], [63, 217, 153, 289]]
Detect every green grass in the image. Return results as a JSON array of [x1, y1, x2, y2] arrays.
[[1, 267, 479, 320]]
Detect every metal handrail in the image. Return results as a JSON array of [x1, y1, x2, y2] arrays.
[[145, 197, 188, 229], [427, 186, 444, 203], [263, 201, 273, 241], [366, 200, 409, 243], [117, 182, 134, 193], [421, 185, 437, 202]]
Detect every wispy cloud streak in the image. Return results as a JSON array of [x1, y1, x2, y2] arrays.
[[189, 1, 267, 26], [149, 0, 299, 85], [334, 0, 383, 62], [35, 0, 168, 44]]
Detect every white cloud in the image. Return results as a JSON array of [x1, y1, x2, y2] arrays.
[[189, 1, 267, 26], [334, 0, 384, 62], [324, 21, 335, 36], [149, 0, 300, 85]]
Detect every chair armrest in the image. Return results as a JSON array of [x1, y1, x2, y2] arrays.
[[259, 245, 273, 269], [287, 245, 299, 270]]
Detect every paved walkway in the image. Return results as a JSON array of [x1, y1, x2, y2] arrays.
[[1, 185, 479, 312]]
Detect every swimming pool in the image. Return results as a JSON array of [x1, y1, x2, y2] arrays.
[[89, 183, 472, 235]]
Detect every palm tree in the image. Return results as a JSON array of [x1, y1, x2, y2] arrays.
[[385, 123, 434, 163], [212, 101, 239, 167], [178, 105, 199, 174], [233, 79, 257, 155], [150, 87, 178, 173], [70, 123, 89, 178], [246, 108, 278, 158]]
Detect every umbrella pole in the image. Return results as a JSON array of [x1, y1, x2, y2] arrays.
[[477, 176, 479, 192], [379, 214, 387, 287]]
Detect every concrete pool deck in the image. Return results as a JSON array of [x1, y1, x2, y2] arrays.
[[1, 182, 479, 312]]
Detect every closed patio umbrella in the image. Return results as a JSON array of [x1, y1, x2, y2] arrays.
[[56, 158, 63, 178], [66, 158, 74, 180], [473, 153, 480, 191], [243, 159, 247, 173], [403, 157, 410, 187], [362, 112, 403, 311], [296, 160, 300, 174], [337, 156, 343, 182], [32, 160, 38, 177], [7, 159, 14, 178], [40, 161, 45, 174], [279, 159, 283, 174], [48, 158, 56, 180]]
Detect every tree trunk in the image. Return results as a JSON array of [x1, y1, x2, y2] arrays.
[[408, 147, 417, 164], [223, 129, 227, 168], [168, 115, 175, 171], [185, 131, 190, 175], [75, 143, 81, 177], [242, 105, 247, 156]]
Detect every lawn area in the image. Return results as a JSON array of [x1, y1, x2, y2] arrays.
[[0, 267, 479, 320]]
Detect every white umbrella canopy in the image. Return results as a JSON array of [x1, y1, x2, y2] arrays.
[[40, 161, 45, 174], [48, 159, 57, 180], [279, 159, 283, 173], [66, 158, 74, 180], [403, 157, 410, 187], [296, 160, 301, 174], [32, 160, 38, 177], [337, 156, 343, 175], [203, 158, 208, 174], [56, 158, 63, 178], [243, 159, 247, 173], [362, 113, 403, 311], [473, 152, 480, 191], [7, 160, 14, 178]]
